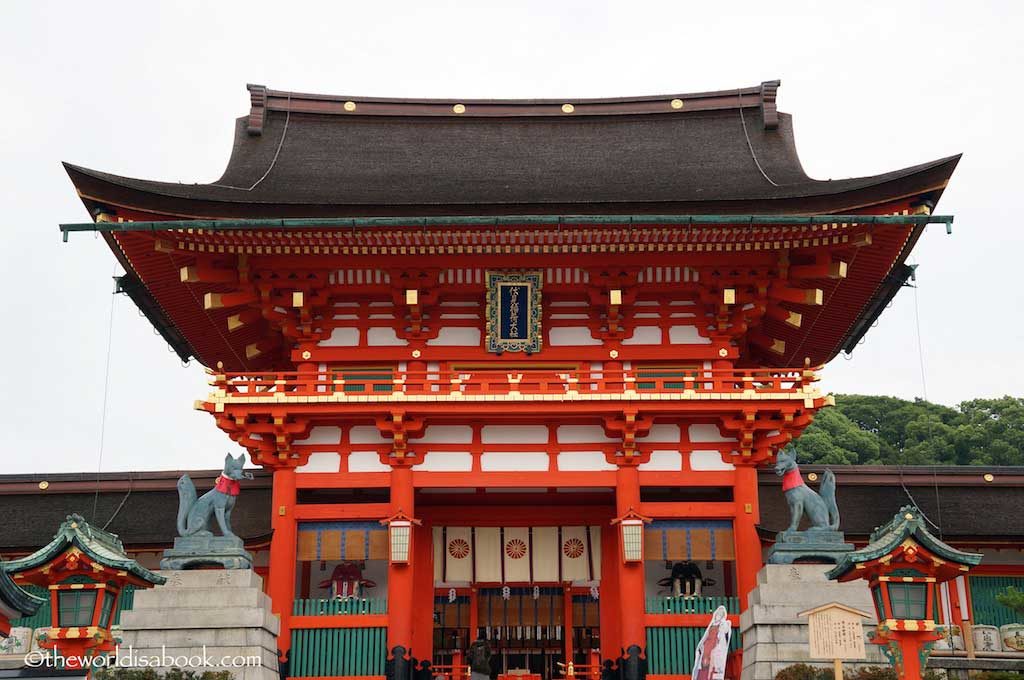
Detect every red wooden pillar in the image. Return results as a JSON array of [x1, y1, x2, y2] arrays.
[[269, 467, 298, 658], [564, 585, 575, 664], [599, 524, 621, 664], [411, 521, 435, 663], [615, 464, 645, 658], [733, 465, 762, 611], [388, 464, 416, 663]]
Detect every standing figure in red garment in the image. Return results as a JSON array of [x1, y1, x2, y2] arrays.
[[692, 605, 731, 680]]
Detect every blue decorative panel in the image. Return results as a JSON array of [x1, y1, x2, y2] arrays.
[[485, 271, 543, 353]]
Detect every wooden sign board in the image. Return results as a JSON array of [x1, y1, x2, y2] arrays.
[[799, 603, 870, 661]]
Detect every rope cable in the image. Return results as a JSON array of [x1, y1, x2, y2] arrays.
[[211, 93, 292, 191], [738, 98, 780, 188], [91, 269, 119, 523]]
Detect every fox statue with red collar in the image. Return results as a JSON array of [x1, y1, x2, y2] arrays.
[[773, 449, 838, 532], [177, 453, 255, 538]]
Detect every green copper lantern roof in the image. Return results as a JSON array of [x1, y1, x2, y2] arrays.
[[1, 514, 166, 586], [0, 568, 45, 620], [827, 506, 982, 580]]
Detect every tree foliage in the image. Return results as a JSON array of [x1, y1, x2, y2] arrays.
[[791, 395, 1024, 466]]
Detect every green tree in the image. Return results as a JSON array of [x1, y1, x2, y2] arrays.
[[793, 395, 1024, 466]]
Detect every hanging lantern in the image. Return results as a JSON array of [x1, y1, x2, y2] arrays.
[[381, 510, 420, 565], [612, 508, 651, 563]]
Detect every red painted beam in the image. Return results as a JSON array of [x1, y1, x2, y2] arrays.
[[639, 502, 736, 518], [295, 473, 390, 489], [294, 503, 391, 520], [289, 614, 388, 629]]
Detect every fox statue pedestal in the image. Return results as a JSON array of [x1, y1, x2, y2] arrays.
[[161, 535, 254, 570], [118, 569, 280, 680]]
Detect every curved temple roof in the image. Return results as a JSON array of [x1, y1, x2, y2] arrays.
[[2, 514, 165, 586], [65, 81, 959, 219]]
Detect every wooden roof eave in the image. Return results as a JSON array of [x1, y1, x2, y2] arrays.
[[61, 154, 961, 222]]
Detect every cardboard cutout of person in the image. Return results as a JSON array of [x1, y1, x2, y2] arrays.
[[692, 605, 731, 680]]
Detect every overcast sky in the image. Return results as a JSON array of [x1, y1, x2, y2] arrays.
[[2, 0, 1021, 474]]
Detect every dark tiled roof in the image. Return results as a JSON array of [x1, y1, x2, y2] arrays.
[[758, 466, 1024, 540], [64, 81, 959, 219], [2, 466, 1018, 555], [0, 470, 271, 553]]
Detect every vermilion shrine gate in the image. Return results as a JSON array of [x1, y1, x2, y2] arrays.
[[62, 80, 957, 680]]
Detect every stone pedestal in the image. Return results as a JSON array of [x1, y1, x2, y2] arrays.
[[740, 564, 886, 680], [118, 569, 279, 680], [161, 535, 254, 570], [766, 530, 854, 565]]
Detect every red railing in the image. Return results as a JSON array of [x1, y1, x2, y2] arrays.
[[209, 366, 819, 400], [430, 664, 469, 680]]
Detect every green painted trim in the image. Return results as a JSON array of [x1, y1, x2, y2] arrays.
[[646, 625, 741, 675], [969, 576, 1024, 628], [289, 626, 386, 676], [59, 214, 955, 241]]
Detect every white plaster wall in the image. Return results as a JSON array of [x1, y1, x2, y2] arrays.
[[297, 452, 342, 473], [480, 452, 549, 471], [411, 426, 474, 444], [420, 452, 473, 471], [690, 450, 735, 470], [639, 450, 683, 471], [481, 425, 549, 444], [637, 424, 681, 442], [293, 426, 342, 445], [320, 327, 360, 346], [557, 425, 616, 443], [622, 326, 661, 345], [349, 451, 390, 472], [350, 426, 387, 444], [367, 327, 408, 346], [557, 451, 616, 471], [427, 327, 482, 346], [549, 327, 601, 346], [689, 424, 736, 443], [669, 325, 711, 344]]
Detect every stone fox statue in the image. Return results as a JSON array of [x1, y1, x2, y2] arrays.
[[176, 454, 254, 538], [773, 449, 839, 532]]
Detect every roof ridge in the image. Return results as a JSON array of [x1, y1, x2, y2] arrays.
[[243, 79, 781, 134]]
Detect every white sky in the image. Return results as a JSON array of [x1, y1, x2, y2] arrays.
[[2, 0, 1022, 474]]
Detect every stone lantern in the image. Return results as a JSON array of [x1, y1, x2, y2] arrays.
[[2, 514, 165, 666], [827, 506, 982, 680]]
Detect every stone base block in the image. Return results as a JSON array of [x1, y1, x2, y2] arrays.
[[119, 569, 279, 680], [161, 536, 254, 570], [766, 530, 853, 565]]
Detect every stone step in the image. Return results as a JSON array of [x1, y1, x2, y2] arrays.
[[746, 582, 875, 607], [121, 626, 278, 649], [153, 569, 265, 589], [119, 606, 280, 635], [132, 585, 272, 610]]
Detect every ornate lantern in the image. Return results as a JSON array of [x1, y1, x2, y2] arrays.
[[612, 508, 651, 563], [382, 510, 420, 565], [827, 506, 981, 680], [3, 514, 165, 664]]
